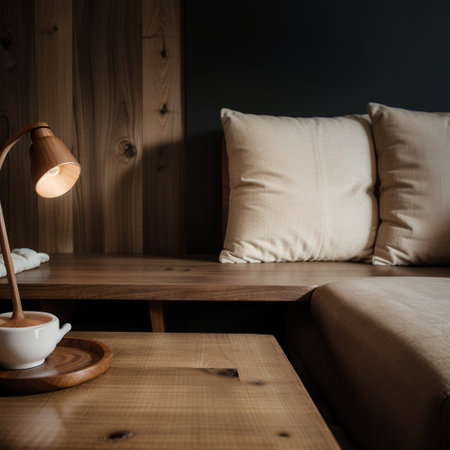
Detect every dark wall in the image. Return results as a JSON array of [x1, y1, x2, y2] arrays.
[[185, 0, 450, 254]]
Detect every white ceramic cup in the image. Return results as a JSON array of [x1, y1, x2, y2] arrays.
[[0, 311, 71, 370]]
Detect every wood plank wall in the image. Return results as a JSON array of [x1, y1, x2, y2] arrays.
[[143, 0, 184, 256], [0, 0, 184, 256]]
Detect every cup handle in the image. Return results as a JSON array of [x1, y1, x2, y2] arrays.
[[57, 323, 72, 343]]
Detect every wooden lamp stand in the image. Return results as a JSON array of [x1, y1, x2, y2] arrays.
[[0, 123, 80, 326]]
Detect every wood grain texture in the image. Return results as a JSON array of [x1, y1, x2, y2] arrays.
[[142, 0, 185, 255], [34, 0, 74, 253], [0, 254, 449, 302], [73, 0, 143, 254], [0, 1, 184, 255], [0, 332, 339, 449], [0, 0, 37, 249]]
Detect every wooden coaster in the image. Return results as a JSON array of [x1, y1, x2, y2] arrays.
[[0, 337, 113, 395]]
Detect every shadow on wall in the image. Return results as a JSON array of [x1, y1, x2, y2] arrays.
[[186, 131, 224, 254], [185, 0, 450, 255]]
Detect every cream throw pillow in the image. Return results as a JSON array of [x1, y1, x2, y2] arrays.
[[369, 103, 450, 265], [220, 109, 378, 263]]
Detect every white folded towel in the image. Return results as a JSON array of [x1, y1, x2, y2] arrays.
[[0, 248, 49, 278]]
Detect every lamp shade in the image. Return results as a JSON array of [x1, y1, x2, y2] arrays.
[[30, 132, 80, 198]]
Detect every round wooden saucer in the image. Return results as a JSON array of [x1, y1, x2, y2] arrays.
[[0, 337, 113, 395]]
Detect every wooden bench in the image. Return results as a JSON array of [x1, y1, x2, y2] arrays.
[[1, 253, 449, 332], [4, 142, 449, 333]]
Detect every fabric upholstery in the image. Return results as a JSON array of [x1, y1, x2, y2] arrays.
[[368, 103, 450, 265], [220, 108, 378, 263], [309, 277, 450, 450]]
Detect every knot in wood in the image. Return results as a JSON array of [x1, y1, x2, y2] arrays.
[[118, 141, 137, 160], [106, 431, 134, 441], [159, 103, 168, 115], [249, 380, 265, 386], [48, 24, 58, 34], [204, 368, 239, 378], [277, 432, 290, 438], [0, 30, 12, 51]]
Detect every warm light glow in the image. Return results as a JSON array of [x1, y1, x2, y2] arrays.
[[35, 162, 81, 198], [47, 166, 60, 177]]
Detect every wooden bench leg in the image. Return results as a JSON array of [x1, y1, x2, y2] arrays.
[[148, 301, 167, 332]]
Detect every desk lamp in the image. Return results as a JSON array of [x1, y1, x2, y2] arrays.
[[0, 122, 80, 326]]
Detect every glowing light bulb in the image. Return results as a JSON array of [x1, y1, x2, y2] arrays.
[[47, 166, 60, 177]]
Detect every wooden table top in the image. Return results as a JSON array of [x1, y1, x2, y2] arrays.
[[0, 332, 339, 449], [1, 254, 449, 302]]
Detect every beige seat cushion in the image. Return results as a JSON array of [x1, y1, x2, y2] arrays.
[[368, 103, 450, 265], [220, 109, 378, 263], [311, 277, 450, 450]]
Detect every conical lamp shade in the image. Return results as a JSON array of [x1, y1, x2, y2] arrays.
[[30, 136, 80, 198]]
